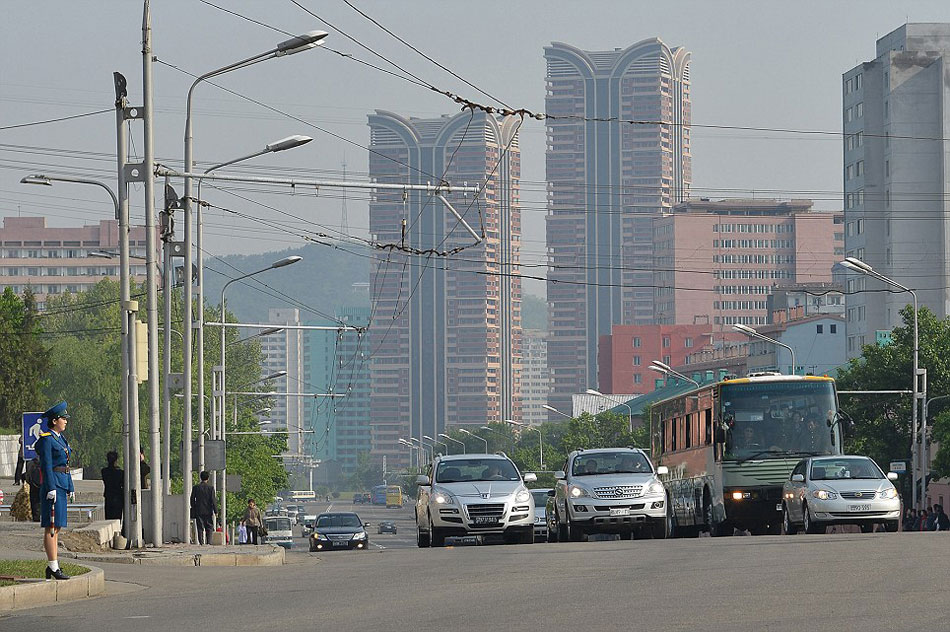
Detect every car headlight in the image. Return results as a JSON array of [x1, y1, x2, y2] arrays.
[[647, 480, 665, 495], [312, 532, 329, 540], [813, 489, 837, 500], [879, 487, 899, 500], [515, 488, 531, 503], [569, 485, 590, 498], [432, 487, 456, 505], [351, 531, 367, 540]]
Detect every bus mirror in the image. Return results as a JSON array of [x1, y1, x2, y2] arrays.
[[656, 466, 669, 476]]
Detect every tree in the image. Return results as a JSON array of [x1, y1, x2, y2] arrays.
[[0, 288, 50, 433]]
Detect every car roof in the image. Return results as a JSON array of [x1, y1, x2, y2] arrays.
[[570, 448, 646, 457], [437, 453, 510, 461], [810, 455, 871, 462], [317, 512, 360, 518]]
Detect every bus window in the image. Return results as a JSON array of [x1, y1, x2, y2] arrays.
[[670, 418, 678, 452], [704, 409, 712, 445], [685, 413, 692, 448]]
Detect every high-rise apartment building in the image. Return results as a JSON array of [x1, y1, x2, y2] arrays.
[[0, 217, 149, 307], [653, 199, 843, 331], [842, 24, 950, 357], [521, 329, 550, 426], [260, 308, 304, 457], [367, 110, 522, 467], [544, 39, 692, 417]]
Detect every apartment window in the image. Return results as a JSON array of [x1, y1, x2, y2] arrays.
[[845, 78, 853, 93], [633, 355, 641, 366], [856, 131, 863, 147], [632, 337, 641, 348], [830, 324, 837, 334], [46, 268, 60, 276], [856, 102, 863, 118], [27, 267, 38, 276], [855, 73, 862, 90], [817, 324, 824, 334], [845, 107, 853, 122], [846, 164, 853, 180], [857, 219, 864, 234], [663, 355, 671, 365], [685, 337, 693, 348], [846, 135, 854, 151], [857, 190, 864, 206], [662, 336, 671, 348], [855, 160, 864, 176], [633, 374, 642, 384], [47, 285, 60, 294], [6, 249, 18, 258]]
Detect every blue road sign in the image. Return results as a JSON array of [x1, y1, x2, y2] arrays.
[[22, 412, 47, 460]]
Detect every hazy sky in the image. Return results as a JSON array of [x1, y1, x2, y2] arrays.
[[3, 1, 949, 297]]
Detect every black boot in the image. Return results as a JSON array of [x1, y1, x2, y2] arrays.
[[45, 566, 70, 580]]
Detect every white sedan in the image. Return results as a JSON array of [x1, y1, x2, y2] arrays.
[[782, 455, 901, 534]]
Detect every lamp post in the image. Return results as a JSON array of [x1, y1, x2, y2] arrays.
[[505, 420, 543, 470], [422, 435, 445, 457], [439, 433, 466, 455], [409, 437, 430, 464], [840, 256, 922, 509], [586, 389, 634, 432], [480, 425, 512, 453], [649, 361, 701, 387], [398, 439, 415, 469], [542, 404, 572, 419], [216, 256, 301, 540], [458, 428, 488, 452], [732, 323, 796, 376]]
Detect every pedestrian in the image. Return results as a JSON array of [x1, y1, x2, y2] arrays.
[[918, 509, 928, 531], [189, 470, 218, 545], [238, 521, 248, 544], [934, 505, 950, 531], [903, 508, 915, 532], [139, 448, 151, 490], [241, 498, 264, 545], [36, 401, 74, 580], [101, 450, 124, 521], [13, 436, 25, 486], [926, 506, 938, 531]]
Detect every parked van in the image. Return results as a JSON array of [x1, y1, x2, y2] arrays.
[[263, 516, 294, 549]]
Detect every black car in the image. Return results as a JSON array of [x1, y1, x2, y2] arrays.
[[377, 520, 397, 535], [310, 512, 370, 551]]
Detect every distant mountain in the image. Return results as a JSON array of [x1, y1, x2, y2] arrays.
[[201, 243, 370, 323]]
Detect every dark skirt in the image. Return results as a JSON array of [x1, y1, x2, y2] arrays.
[[40, 489, 67, 528]]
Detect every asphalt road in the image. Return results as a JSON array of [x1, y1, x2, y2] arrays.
[[4, 524, 948, 631]]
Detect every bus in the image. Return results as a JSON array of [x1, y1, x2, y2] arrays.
[[289, 490, 316, 501], [371, 484, 388, 505], [652, 373, 843, 536], [385, 485, 403, 509]]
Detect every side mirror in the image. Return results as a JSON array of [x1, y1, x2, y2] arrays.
[[415, 475, 430, 486], [554, 470, 566, 480], [656, 465, 669, 476], [887, 472, 899, 481], [547, 489, 555, 497], [363, 522, 371, 528], [791, 473, 804, 482], [523, 472, 537, 483]]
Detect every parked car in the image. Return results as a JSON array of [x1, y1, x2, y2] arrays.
[[415, 453, 536, 547], [551, 448, 669, 541], [781, 455, 901, 534], [377, 520, 397, 535], [309, 512, 371, 551], [531, 489, 553, 542]]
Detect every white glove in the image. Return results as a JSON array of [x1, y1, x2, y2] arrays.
[[47, 490, 56, 501]]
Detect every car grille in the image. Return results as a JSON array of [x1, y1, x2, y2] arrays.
[[328, 534, 351, 541], [467, 503, 505, 520], [839, 491, 878, 499], [593, 485, 643, 499]]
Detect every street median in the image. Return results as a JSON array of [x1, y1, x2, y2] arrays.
[[0, 561, 104, 612]]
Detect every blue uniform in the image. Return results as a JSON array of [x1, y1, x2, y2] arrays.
[[37, 430, 73, 528]]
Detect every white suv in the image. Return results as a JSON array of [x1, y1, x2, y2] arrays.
[[551, 448, 669, 541], [415, 454, 537, 547]]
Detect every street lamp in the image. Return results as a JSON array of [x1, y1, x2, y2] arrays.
[[542, 404, 572, 419], [458, 428, 488, 452], [422, 434, 446, 456], [439, 433, 466, 454], [732, 323, 797, 376], [480, 425, 512, 453], [398, 438, 416, 468], [586, 389, 635, 432], [215, 258, 301, 540], [408, 437, 430, 463], [649, 360, 701, 387], [506, 420, 543, 470], [840, 256, 923, 509]]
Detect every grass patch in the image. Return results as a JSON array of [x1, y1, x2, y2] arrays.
[[0, 560, 88, 581]]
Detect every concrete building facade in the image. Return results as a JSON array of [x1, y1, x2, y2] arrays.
[[842, 24, 950, 357], [598, 323, 711, 395], [544, 38, 692, 418], [260, 308, 304, 457], [521, 329, 550, 426], [745, 315, 846, 376], [367, 110, 522, 468]]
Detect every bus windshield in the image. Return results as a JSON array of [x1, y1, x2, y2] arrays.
[[720, 380, 839, 460]]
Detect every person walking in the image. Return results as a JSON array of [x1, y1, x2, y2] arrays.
[[241, 498, 264, 545], [190, 470, 218, 545], [13, 436, 25, 486], [934, 505, 950, 531], [101, 451, 124, 521], [139, 448, 151, 490], [36, 401, 73, 580]]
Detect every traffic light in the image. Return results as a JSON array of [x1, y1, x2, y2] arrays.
[[135, 319, 148, 384]]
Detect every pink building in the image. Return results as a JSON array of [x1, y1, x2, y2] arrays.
[[654, 199, 843, 329], [0, 217, 149, 308], [598, 324, 712, 394]]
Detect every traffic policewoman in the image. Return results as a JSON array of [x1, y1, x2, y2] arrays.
[[37, 401, 74, 580]]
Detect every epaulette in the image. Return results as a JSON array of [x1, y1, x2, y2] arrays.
[[39, 432, 51, 437]]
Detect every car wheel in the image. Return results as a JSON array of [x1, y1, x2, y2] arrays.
[[860, 523, 874, 533], [556, 511, 569, 542], [567, 520, 585, 542], [429, 516, 445, 547], [803, 503, 823, 534], [520, 527, 534, 544], [547, 520, 559, 543], [782, 504, 798, 535], [619, 528, 633, 541], [651, 498, 672, 539], [883, 520, 900, 532], [416, 522, 430, 548]]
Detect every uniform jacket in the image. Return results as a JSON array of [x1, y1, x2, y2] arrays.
[[36, 431, 74, 495], [190, 481, 218, 517]]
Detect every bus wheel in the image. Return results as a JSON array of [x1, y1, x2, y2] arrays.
[[700, 489, 713, 534]]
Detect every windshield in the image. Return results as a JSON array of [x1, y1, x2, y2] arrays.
[[571, 451, 652, 476], [435, 458, 520, 482], [811, 458, 883, 480], [315, 514, 362, 528], [531, 490, 551, 505], [265, 517, 292, 531], [720, 380, 839, 459]]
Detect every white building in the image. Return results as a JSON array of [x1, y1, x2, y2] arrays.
[[260, 308, 305, 456], [521, 329, 550, 426]]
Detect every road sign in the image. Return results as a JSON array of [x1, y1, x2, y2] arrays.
[[21, 412, 47, 460], [890, 461, 907, 473]]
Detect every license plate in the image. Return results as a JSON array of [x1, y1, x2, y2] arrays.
[[610, 508, 631, 517], [849, 504, 872, 512], [473, 516, 497, 525]]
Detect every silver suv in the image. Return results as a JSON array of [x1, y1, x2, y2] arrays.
[[415, 453, 537, 547], [551, 448, 669, 541]]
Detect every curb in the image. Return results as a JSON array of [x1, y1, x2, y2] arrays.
[[0, 564, 104, 612], [62, 545, 285, 567]]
